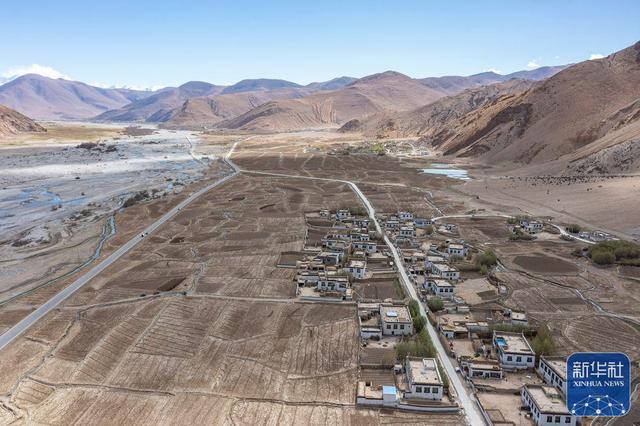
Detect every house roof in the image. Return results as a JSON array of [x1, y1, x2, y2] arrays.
[[540, 356, 567, 381], [524, 385, 571, 415], [493, 331, 534, 355], [406, 357, 442, 386], [380, 305, 412, 323]]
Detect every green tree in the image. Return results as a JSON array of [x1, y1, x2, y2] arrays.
[[413, 315, 426, 333], [531, 325, 554, 355], [427, 297, 444, 312]]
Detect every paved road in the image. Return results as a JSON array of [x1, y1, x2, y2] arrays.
[[0, 140, 241, 353], [240, 169, 484, 425]]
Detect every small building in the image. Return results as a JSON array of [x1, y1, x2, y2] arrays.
[[314, 251, 342, 265], [380, 305, 413, 336], [404, 357, 444, 400], [510, 311, 528, 326], [425, 255, 446, 269], [399, 226, 416, 238], [426, 279, 455, 299], [446, 243, 467, 257], [385, 219, 400, 230], [352, 241, 377, 254], [521, 385, 576, 426], [351, 217, 370, 228], [414, 218, 432, 228], [537, 356, 567, 397], [319, 208, 330, 218], [398, 211, 414, 221], [350, 232, 370, 242], [444, 223, 457, 232], [521, 220, 544, 234], [431, 263, 460, 281], [467, 360, 503, 379], [343, 259, 366, 279], [335, 209, 351, 220], [493, 331, 535, 370], [317, 276, 349, 292]]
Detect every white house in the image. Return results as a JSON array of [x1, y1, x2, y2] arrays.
[[467, 360, 503, 379], [414, 218, 432, 228], [317, 276, 349, 292], [385, 219, 400, 230], [398, 211, 414, 221], [335, 209, 351, 220], [353, 241, 377, 254], [404, 357, 444, 401], [431, 263, 460, 281], [426, 279, 455, 299], [350, 232, 370, 242], [521, 220, 544, 233], [399, 226, 416, 238], [342, 259, 366, 279], [425, 255, 446, 269], [351, 217, 370, 228], [380, 305, 413, 336], [510, 311, 529, 326], [319, 208, 330, 218], [493, 331, 535, 370], [447, 243, 467, 257], [521, 385, 576, 426], [537, 356, 567, 397], [314, 251, 342, 265]]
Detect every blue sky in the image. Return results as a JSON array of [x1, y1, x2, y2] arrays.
[[1, 0, 638, 88]]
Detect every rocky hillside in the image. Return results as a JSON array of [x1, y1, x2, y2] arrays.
[[339, 78, 534, 138], [431, 41, 640, 172], [0, 105, 45, 135]]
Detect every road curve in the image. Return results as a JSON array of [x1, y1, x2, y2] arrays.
[[0, 140, 241, 353]]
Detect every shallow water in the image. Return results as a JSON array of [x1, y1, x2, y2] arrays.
[[419, 164, 470, 180]]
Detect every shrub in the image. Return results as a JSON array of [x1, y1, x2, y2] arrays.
[[395, 329, 437, 361], [591, 249, 615, 265], [566, 224, 581, 233], [476, 250, 498, 267], [413, 315, 426, 333], [408, 300, 420, 318], [427, 297, 444, 312], [531, 325, 554, 355], [424, 225, 434, 235]]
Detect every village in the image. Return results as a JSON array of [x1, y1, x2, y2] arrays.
[[276, 206, 580, 425]]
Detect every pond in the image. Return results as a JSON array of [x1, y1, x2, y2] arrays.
[[419, 163, 470, 180]]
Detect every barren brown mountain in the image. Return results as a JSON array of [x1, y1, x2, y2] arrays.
[[94, 81, 225, 122], [215, 71, 447, 131], [382, 41, 640, 174], [340, 78, 534, 138], [0, 74, 153, 120], [418, 65, 566, 96], [0, 105, 45, 135]]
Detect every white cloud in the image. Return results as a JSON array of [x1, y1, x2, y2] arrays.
[[91, 82, 165, 91], [484, 68, 502, 75], [589, 53, 605, 60], [526, 60, 540, 69], [1, 64, 70, 81]]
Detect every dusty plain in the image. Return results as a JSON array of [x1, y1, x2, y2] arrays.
[[1, 129, 638, 424]]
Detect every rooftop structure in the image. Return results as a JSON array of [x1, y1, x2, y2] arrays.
[[405, 357, 443, 386], [521, 385, 575, 426]]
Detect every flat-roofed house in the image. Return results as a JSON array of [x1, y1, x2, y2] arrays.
[[399, 226, 416, 238], [431, 263, 460, 281], [385, 219, 400, 230], [314, 251, 342, 265], [425, 255, 446, 269], [493, 331, 535, 370], [342, 259, 366, 279], [447, 243, 467, 257], [511, 311, 529, 326], [537, 356, 567, 397], [521, 385, 576, 426], [353, 241, 377, 253], [317, 276, 349, 292], [398, 211, 414, 221], [380, 305, 413, 336], [404, 357, 443, 400], [467, 360, 503, 379], [414, 218, 432, 228], [521, 220, 544, 233], [426, 279, 455, 299], [335, 209, 351, 220]]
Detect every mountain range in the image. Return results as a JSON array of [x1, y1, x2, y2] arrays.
[[1, 41, 638, 174]]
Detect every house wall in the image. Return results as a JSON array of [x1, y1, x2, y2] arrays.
[[520, 388, 576, 426], [537, 360, 567, 397]]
